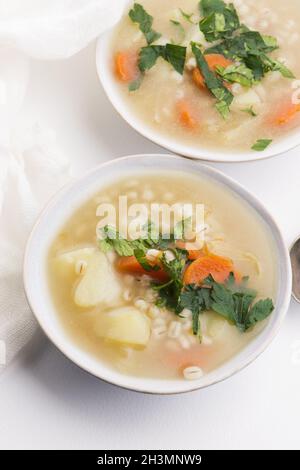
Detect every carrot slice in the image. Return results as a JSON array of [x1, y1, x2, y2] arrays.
[[115, 51, 139, 83], [271, 102, 300, 126], [183, 253, 236, 285], [175, 241, 206, 261], [192, 54, 233, 90], [187, 250, 205, 260], [163, 346, 207, 372], [116, 256, 169, 282], [177, 100, 199, 129]]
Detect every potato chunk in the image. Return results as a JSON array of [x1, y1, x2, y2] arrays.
[[94, 307, 151, 347], [74, 251, 121, 308]]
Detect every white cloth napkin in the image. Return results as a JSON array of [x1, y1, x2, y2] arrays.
[[0, 0, 126, 371]]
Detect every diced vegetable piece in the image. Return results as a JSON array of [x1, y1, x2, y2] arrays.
[[177, 100, 199, 129], [115, 51, 139, 82], [187, 250, 205, 260], [183, 253, 236, 285], [94, 306, 151, 347], [116, 255, 169, 282], [74, 252, 121, 308], [192, 54, 233, 90], [233, 89, 261, 107], [271, 102, 300, 125]]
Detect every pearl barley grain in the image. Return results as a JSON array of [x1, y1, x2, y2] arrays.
[[168, 321, 182, 339], [183, 366, 204, 380]]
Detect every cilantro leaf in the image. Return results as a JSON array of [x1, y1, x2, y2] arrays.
[[192, 43, 233, 118], [243, 298, 274, 331], [98, 225, 154, 257], [200, 0, 230, 16], [178, 284, 212, 338], [139, 45, 164, 71], [261, 56, 295, 79], [164, 44, 187, 75], [205, 274, 273, 332], [155, 249, 188, 310], [180, 9, 197, 24], [251, 139, 272, 151], [129, 3, 161, 45], [199, 0, 240, 42], [216, 63, 255, 87], [139, 44, 187, 75], [128, 75, 144, 91], [241, 106, 257, 117]]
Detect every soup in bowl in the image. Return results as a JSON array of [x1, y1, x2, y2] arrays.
[[97, 0, 300, 161], [24, 155, 291, 393]]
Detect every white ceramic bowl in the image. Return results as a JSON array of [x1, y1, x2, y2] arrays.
[[24, 154, 292, 394], [96, 17, 300, 163]]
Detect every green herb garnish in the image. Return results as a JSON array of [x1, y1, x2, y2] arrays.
[[215, 63, 255, 87], [99, 224, 275, 340], [205, 30, 294, 81], [139, 44, 187, 75], [129, 3, 161, 45], [170, 20, 186, 44], [192, 42, 233, 118], [178, 273, 274, 336], [251, 139, 272, 151], [241, 106, 257, 117], [128, 75, 144, 92], [199, 0, 240, 42], [180, 9, 198, 24]]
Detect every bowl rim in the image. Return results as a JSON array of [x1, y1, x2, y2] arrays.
[[23, 154, 292, 394], [96, 23, 300, 163]]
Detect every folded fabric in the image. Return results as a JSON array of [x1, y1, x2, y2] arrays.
[[0, 0, 126, 371], [0, 0, 126, 59]]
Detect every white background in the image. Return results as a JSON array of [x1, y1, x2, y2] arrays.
[[0, 43, 300, 450]]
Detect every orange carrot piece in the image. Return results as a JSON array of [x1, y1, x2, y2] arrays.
[[192, 54, 233, 90], [115, 51, 139, 83], [177, 100, 199, 129], [187, 250, 204, 261], [116, 256, 169, 282], [183, 253, 236, 285], [175, 241, 206, 261], [271, 102, 300, 126], [163, 346, 206, 371]]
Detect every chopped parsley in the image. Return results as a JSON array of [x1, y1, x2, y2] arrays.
[[177, 274, 274, 336], [192, 42, 233, 118], [126, 0, 295, 130], [129, 3, 161, 45], [98, 224, 275, 340], [215, 63, 255, 87], [241, 106, 257, 117], [139, 44, 187, 75], [128, 75, 144, 92], [180, 9, 198, 24], [199, 0, 240, 42], [205, 29, 294, 81], [251, 139, 272, 151]]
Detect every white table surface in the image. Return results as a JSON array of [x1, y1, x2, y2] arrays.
[[1, 42, 300, 450]]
